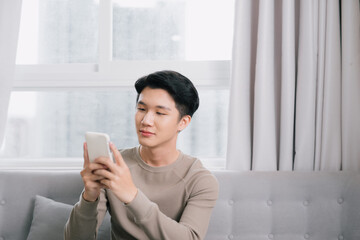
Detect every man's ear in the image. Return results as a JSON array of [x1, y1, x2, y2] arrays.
[[178, 115, 191, 132]]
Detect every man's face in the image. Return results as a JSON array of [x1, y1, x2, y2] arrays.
[[135, 87, 188, 149]]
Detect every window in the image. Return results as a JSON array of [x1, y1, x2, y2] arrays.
[[17, 0, 99, 64], [1, 89, 228, 168], [111, 0, 233, 61], [4, 0, 234, 169], [17, 0, 234, 64]]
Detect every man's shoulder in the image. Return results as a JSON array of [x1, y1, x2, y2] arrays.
[[179, 154, 219, 199], [181, 152, 209, 173], [119, 147, 137, 157], [118, 147, 139, 165], [181, 153, 218, 184]]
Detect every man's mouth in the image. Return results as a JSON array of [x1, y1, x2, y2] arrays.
[[140, 130, 155, 137]]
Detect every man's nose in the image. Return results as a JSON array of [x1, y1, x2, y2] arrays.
[[141, 111, 154, 126]]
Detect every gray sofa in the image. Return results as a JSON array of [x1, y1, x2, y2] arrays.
[[1, 170, 360, 240]]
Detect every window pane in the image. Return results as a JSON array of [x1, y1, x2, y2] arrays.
[[16, 0, 99, 64], [112, 0, 234, 61], [1, 89, 228, 168]]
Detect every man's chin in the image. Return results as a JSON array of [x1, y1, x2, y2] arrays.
[[138, 138, 155, 148]]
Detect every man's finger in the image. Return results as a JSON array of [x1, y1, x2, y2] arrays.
[[88, 162, 108, 172], [83, 142, 90, 167], [93, 156, 112, 167], [92, 174, 106, 181], [93, 168, 113, 179], [110, 142, 126, 166]]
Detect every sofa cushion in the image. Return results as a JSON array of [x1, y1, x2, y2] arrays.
[[27, 195, 110, 240]]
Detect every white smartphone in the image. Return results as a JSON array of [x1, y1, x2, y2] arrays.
[[85, 132, 113, 162]]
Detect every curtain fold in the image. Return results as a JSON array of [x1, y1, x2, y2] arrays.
[[252, 0, 277, 170], [227, 0, 257, 170], [0, 0, 23, 148], [341, 0, 360, 170], [227, 0, 360, 171], [296, 0, 342, 171], [318, 0, 341, 170], [279, 0, 296, 170], [293, 0, 317, 171]]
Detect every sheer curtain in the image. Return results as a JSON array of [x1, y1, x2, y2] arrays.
[[0, 0, 23, 148], [227, 0, 360, 171]]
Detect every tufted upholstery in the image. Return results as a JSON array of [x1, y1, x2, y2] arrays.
[[0, 170, 84, 240], [206, 171, 360, 240], [0, 170, 360, 240]]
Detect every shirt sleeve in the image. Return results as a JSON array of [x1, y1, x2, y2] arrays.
[[64, 189, 108, 240], [125, 173, 219, 240]]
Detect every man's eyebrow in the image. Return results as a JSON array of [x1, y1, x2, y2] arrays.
[[157, 105, 172, 111], [137, 101, 172, 111]]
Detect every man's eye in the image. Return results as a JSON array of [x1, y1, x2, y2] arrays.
[[156, 112, 166, 115], [137, 108, 145, 111]]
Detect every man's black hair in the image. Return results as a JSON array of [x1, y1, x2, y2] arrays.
[[135, 70, 199, 118]]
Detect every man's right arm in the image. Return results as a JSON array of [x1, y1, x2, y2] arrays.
[[64, 189, 108, 240], [64, 142, 109, 239]]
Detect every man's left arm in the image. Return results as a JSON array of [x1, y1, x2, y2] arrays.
[[125, 173, 219, 240]]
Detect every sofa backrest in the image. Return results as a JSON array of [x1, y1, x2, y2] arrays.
[[206, 171, 360, 240], [0, 170, 84, 240], [0, 170, 360, 240]]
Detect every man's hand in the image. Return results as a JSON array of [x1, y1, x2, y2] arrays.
[[92, 143, 138, 204], [81, 142, 108, 202]]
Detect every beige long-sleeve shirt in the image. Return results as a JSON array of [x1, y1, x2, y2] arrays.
[[64, 147, 219, 240]]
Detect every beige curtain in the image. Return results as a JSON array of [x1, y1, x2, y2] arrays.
[[0, 0, 23, 148], [227, 0, 360, 171]]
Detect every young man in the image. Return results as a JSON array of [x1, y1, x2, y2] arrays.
[[65, 70, 219, 240]]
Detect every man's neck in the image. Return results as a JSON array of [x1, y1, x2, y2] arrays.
[[139, 145, 180, 167]]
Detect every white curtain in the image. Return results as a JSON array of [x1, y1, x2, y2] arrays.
[[0, 0, 23, 148], [227, 0, 360, 171]]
